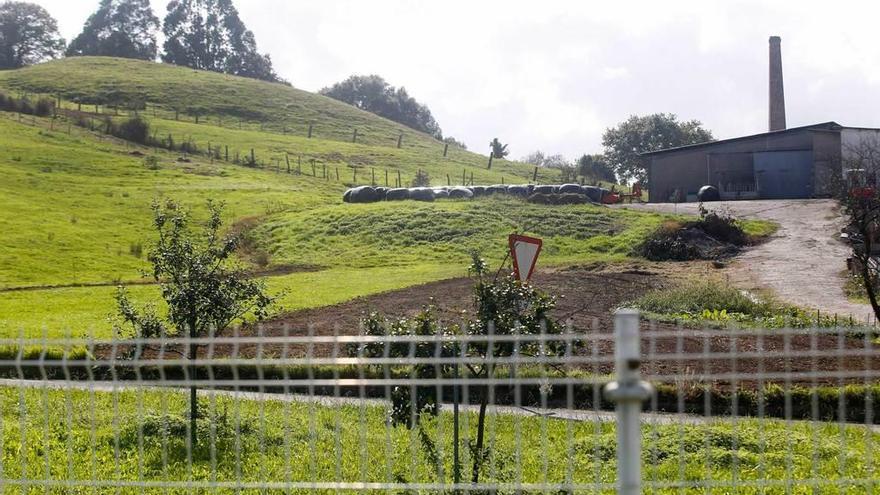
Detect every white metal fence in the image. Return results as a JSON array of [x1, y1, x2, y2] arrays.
[[0, 311, 878, 493]]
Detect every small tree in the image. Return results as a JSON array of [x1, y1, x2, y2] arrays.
[[490, 138, 509, 159], [837, 136, 880, 322], [115, 199, 275, 446], [411, 169, 431, 187], [351, 253, 572, 485]]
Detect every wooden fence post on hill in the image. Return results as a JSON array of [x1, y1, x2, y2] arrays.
[[352, 129, 358, 143], [397, 133, 403, 149], [443, 143, 449, 157], [308, 122, 313, 139], [286, 153, 291, 173]]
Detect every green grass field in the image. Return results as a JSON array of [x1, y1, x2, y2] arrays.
[[0, 57, 696, 338], [2, 386, 874, 493]]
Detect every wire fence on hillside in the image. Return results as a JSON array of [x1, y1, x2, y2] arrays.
[[1, 313, 879, 493]]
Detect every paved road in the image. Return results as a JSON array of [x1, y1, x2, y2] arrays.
[[620, 199, 875, 323]]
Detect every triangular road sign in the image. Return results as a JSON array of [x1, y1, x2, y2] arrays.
[[509, 234, 543, 283]]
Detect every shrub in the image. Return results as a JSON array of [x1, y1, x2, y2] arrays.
[[33, 98, 55, 117], [143, 155, 160, 170], [634, 280, 766, 316], [129, 243, 143, 258], [17, 99, 34, 115], [411, 169, 431, 187], [114, 116, 150, 144]]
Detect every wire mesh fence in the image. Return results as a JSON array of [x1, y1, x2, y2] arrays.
[[0, 312, 878, 493]]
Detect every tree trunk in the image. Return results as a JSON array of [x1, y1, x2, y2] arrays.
[[859, 221, 880, 323], [470, 367, 491, 485], [189, 318, 198, 448]]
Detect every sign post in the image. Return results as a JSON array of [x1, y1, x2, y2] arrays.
[[508, 234, 543, 282]]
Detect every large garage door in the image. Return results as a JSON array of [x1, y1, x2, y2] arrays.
[[753, 150, 813, 199]]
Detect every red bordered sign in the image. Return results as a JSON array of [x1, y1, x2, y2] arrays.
[[509, 234, 543, 282]]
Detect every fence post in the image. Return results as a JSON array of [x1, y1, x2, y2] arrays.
[[604, 309, 652, 495]]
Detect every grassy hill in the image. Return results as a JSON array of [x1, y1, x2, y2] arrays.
[[0, 58, 671, 338], [0, 57, 441, 149]]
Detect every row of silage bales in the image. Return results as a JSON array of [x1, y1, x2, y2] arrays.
[[342, 183, 611, 204]]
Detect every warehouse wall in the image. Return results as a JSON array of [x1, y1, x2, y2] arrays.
[[648, 130, 813, 202]]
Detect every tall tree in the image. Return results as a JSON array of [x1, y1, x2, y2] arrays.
[[576, 154, 617, 183], [602, 113, 713, 184], [320, 74, 443, 139], [0, 1, 65, 69], [161, 0, 279, 82], [66, 0, 159, 60]]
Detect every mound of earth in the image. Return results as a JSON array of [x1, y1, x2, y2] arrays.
[[637, 213, 749, 261]]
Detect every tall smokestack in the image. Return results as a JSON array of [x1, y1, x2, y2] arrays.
[[768, 36, 786, 131]]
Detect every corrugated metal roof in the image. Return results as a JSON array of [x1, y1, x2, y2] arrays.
[[640, 121, 843, 156]]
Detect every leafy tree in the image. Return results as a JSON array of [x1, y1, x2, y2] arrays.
[[576, 154, 617, 183], [320, 74, 443, 139], [836, 136, 880, 322], [161, 0, 280, 82], [490, 138, 509, 159], [115, 199, 275, 446], [443, 136, 467, 150], [66, 0, 159, 60], [602, 113, 713, 184], [522, 150, 569, 169], [0, 1, 65, 69]]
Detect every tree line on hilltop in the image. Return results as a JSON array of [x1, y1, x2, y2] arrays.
[[0, 0, 456, 142], [0, 0, 279, 81]]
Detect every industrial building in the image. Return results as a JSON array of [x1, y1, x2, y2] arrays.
[[644, 37, 880, 202]]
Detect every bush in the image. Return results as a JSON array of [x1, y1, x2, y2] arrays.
[[34, 98, 55, 117], [635, 280, 767, 316], [143, 155, 160, 170], [411, 169, 431, 187], [114, 116, 150, 144]]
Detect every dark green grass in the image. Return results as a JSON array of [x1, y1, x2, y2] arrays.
[[2, 387, 877, 494]]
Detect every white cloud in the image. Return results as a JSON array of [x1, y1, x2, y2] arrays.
[[26, 0, 880, 157]]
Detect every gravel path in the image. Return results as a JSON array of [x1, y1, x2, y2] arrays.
[[620, 199, 875, 323]]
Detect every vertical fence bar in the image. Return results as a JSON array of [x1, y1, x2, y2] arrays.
[[604, 309, 651, 495]]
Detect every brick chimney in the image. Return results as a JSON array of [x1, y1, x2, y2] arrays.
[[769, 36, 786, 131]]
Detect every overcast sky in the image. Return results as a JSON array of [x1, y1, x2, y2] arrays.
[[29, 0, 880, 159]]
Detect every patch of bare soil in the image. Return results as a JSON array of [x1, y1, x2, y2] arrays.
[[222, 265, 879, 388]]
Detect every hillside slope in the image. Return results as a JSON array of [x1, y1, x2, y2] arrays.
[[0, 57, 441, 149], [0, 58, 665, 337]]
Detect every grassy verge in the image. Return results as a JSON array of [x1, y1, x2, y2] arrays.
[[2, 386, 877, 492], [631, 279, 861, 328]]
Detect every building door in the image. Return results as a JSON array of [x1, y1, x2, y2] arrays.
[[753, 150, 813, 199]]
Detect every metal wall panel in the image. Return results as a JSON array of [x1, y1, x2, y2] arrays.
[[753, 150, 813, 199]]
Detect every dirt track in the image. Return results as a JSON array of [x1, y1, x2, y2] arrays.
[[620, 199, 875, 323]]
